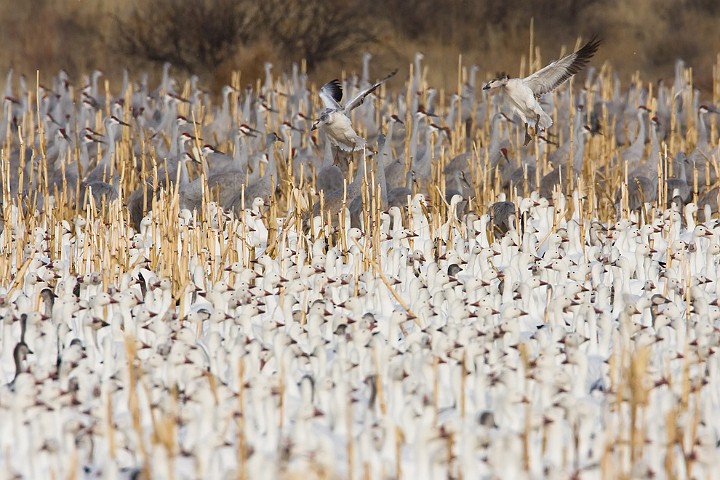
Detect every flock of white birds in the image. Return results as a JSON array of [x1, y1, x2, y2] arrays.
[[0, 44, 720, 479]]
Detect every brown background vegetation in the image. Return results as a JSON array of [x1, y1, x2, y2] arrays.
[[1, 0, 719, 93]]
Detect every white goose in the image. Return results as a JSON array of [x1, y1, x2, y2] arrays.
[[311, 70, 397, 151], [483, 36, 600, 145]]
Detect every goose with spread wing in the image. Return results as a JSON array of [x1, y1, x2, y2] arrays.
[[311, 69, 397, 151], [483, 36, 601, 145]]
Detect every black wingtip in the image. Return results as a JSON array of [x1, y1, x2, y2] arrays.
[[564, 34, 601, 78], [323, 79, 343, 102], [383, 69, 399, 82], [579, 34, 602, 59]]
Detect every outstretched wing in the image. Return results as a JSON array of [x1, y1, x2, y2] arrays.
[[523, 36, 600, 97], [343, 69, 398, 113], [319, 79, 343, 110]]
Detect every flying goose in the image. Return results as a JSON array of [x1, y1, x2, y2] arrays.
[[311, 69, 397, 152], [483, 36, 601, 145]]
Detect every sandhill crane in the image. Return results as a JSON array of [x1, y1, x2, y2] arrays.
[[237, 132, 284, 207], [665, 152, 691, 207], [687, 104, 719, 187], [615, 173, 658, 218], [376, 114, 404, 207], [483, 36, 601, 145], [315, 132, 345, 196], [312, 155, 370, 225], [489, 197, 516, 236], [384, 108, 430, 191], [539, 125, 592, 199], [84, 115, 129, 184], [311, 70, 397, 152], [621, 106, 650, 166], [387, 170, 417, 209]]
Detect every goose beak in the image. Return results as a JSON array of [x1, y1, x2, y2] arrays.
[[483, 83, 491, 90]]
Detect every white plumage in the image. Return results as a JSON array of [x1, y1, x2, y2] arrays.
[[311, 70, 397, 151], [483, 36, 600, 145]]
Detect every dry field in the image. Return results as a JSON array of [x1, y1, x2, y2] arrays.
[[0, 6, 720, 479]]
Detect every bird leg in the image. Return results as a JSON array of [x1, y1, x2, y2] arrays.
[[333, 147, 340, 166], [523, 114, 542, 146], [523, 123, 532, 146]]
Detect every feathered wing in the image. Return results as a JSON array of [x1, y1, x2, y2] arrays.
[[336, 136, 367, 152], [523, 36, 601, 97], [343, 69, 398, 112], [319, 79, 343, 110]]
